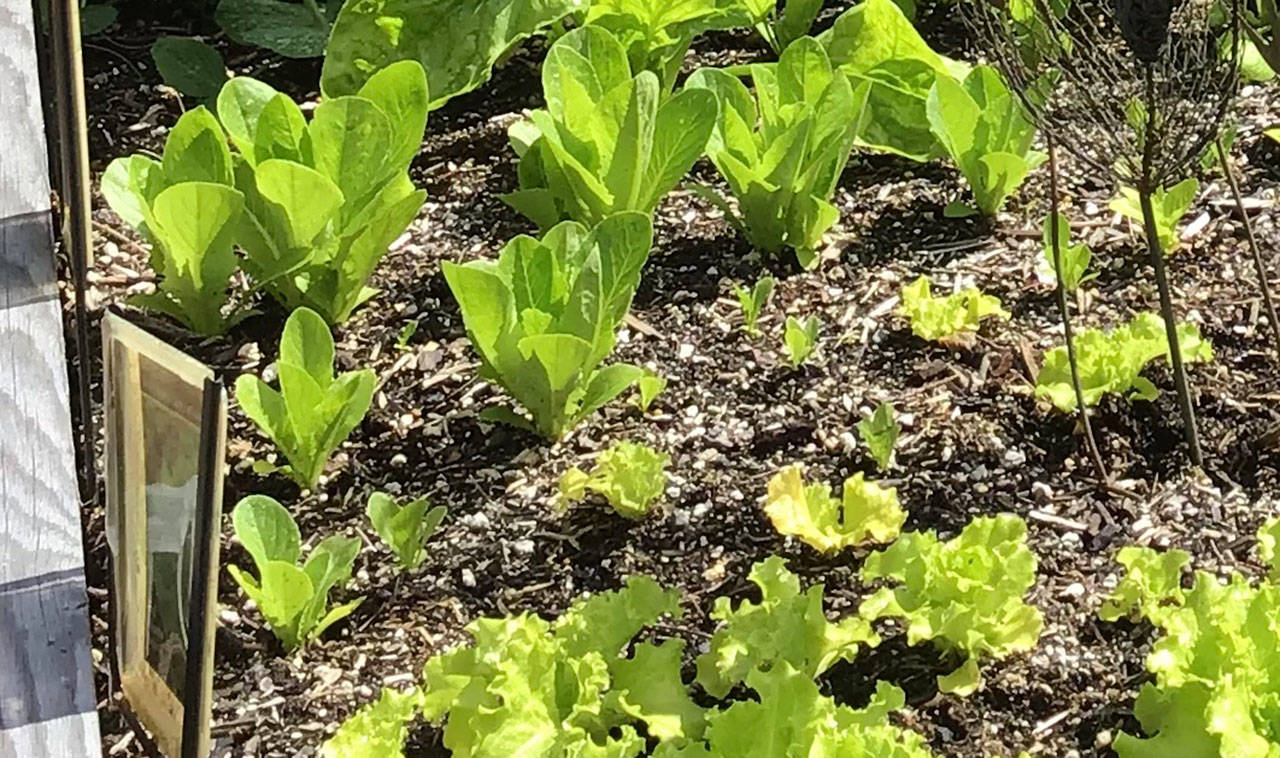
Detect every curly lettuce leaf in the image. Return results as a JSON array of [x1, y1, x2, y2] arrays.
[[321, 688, 423, 758], [764, 465, 906, 553], [1098, 546, 1190, 624], [898, 275, 1008, 345], [696, 556, 878, 698], [860, 514, 1043, 695]]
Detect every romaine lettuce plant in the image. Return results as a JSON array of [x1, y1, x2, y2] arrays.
[[696, 555, 879, 698], [1100, 522, 1280, 756], [926, 65, 1045, 217], [217, 61, 429, 324], [501, 26, 719, 229], [235, 307, 376, 488], [687, 37, 866, 268], [858, 402, 900, 471], [860, 514, 1044, 695], [226, 495, 363, 650], [733, 276, 775, 338], [763, 465, 905, 554], [819, 0, 958, 162], [366, 492, 447, 571], [559, 441, 670, 519], [101, 107, 246, 335], [1035, 312, 1215, 413], [585, 0, 738, 93], [783, 315, 820, 367], [322, 0, 585, 109], [443, 213, 654, 438], [1110, 178, 1199, 254], [899, 275, 1009, 345]]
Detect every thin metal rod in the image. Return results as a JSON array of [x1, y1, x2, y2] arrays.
[[1046, 135, 1109, 482], [1140, 64, 1203, 467], [1216, 135, 1280, 361], [48, 0, 99, 502]]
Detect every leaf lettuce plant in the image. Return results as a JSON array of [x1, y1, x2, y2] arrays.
[[1035, 311, 1214, 413], [926, 65, 1045, 217], [559, 441, 670, 519], [367, 492, 446, 570], [763, 465, 905, 554], [860, 514, 1044, 696], [899, 275, 1008, 345]]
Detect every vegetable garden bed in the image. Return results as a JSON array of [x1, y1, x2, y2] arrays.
[[78, 0, 1280, 756]]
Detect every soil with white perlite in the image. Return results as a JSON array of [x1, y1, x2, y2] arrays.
[[79, 2, 1280, 756]]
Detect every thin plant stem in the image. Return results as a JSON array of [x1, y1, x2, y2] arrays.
[[1216, 135, 1280, 360], [1046, 135, 1109, 483], [1142, 64, 1203, 467]]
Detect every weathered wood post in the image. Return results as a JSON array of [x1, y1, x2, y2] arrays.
[[0, 0, 100, 753]]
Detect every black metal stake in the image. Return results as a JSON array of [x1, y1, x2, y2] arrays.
[[1046, 134, 1109, 482]]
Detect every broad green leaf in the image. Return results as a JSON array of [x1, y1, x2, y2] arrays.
[[151, 36, 226, 98], [609, 640, 705, 741], [232, 494, 302, 567], [215, 0, 331, 58], [367, 492, 446, 570], [217, 76, 281, 157], [161, 107, 234, 187], [322, 0, 585, 109], [280, 297, 337, 387]]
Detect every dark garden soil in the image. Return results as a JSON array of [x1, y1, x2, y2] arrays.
[[76, 3, 1280, 757]]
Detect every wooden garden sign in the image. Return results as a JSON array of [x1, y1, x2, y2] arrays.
[[102, 314, 226, 758]]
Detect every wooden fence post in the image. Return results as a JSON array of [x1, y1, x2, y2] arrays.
[[0, 0, 101, 754]]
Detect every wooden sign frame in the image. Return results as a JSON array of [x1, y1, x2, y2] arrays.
[[102, 313, 225, 758]]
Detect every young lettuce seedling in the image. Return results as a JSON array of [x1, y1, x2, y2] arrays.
[[558, 441, 670, 519], [100, 108, 246, 335], [858, 402, 900, 471], [367, 492, 447, 571], [216, 61, 429, 324], [1041, 212, 1095, 292], [764, 464, 905, 554], [444, 213, 654, 438], [226, 495, 363, 651], [783, 315, 820, 368], [733, 276, 775, 339], [634, 371, 668, 414], [926, 66, 1045, 217], [1110, 178, 1199, 254], [501, 26, 718, 229], [899, 275, 1008, 346], [687, 38, 865, 269], [236, 307, 376, 489]]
